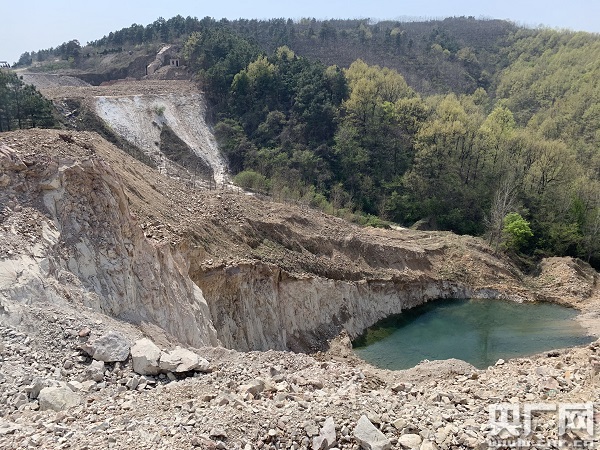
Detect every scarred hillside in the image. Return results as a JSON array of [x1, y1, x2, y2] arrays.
[[1, 128, 599, 448]]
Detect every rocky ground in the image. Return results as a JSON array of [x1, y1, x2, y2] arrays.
[[0, 300, 599, 450], [1, 126, 600, 449]]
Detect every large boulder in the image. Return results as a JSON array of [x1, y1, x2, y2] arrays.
[[354, 415, 391, 450], [83, 331, 130, 362], [159, 347, 210, 373], [38, 386, 80, 412], [131, 338, 161, 375]]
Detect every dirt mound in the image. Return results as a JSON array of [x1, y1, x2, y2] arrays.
[[20, 73, 91, 89]]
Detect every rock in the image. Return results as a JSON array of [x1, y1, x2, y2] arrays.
[[495, 359, 505, 366], [85, 360, 105, 382], [86, 331, 130, 362], [38, 386, 80, 412], [392, 419, 407, 431], [24, 378, 46, 400], [313, 417, 336, 449], [80, 380, 97, 392], [420, 441, 439, 450], [159, 347, 210, 373], [304, 421, 320, 437], [67, 381, 83, 392], [354, 415, 391, 450], [238, 378, 265, 397], [209, 428, 228, 439], [308, 379, 324, 389], [131, 338, 161, 375], [398, 434, 422, 449], [78, 327, 91, 337], [542, 377, 560, 391]]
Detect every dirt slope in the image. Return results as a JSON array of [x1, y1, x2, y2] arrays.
[[36, 80, 228, 186]]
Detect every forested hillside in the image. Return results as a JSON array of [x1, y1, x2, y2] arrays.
[[12, 16, 600, 267]]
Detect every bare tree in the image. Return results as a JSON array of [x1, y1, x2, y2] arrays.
[[485, 175, 518, 252]]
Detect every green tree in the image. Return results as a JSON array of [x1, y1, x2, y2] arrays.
[[502, 213, 533, 253]]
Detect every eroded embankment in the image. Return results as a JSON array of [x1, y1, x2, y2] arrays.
[[33, 80, 228, 186], [192, 262, 525, 352], [0, 130, 218, 348], [1, 129, 598, 356]]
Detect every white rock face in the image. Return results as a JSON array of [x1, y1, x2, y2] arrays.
[[38, 386, 81, 412], [196, 262, 503, 351], [94, 90, 227, 185], [0, 143, 220, 349], [131, 338, 161, 375], [85, 331, 130, 362], [354, 415, 391, 450]]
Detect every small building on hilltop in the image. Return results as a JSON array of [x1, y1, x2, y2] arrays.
[[146, 45, 182, 76], [0, 61, 10, 68]]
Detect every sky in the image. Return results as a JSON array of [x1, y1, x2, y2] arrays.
[[2, 0, 599, 65]]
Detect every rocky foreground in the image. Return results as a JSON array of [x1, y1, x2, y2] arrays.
[[0, 300, 599, 450]]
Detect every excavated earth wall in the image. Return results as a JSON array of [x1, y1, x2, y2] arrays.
[[1, 129, 598, 356], [0, 131, 218, 348]]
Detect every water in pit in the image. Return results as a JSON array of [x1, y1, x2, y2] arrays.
[[352, 298, 594, 370]]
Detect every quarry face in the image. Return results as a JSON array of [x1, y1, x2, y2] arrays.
[[0, 112, 599, 448]]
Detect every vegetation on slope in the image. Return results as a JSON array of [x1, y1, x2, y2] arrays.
[[11, 16, 600, 267], [0, 71, 56, 131]]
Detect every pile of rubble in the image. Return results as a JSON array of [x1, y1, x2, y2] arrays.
[[0, 300, 599, 449]]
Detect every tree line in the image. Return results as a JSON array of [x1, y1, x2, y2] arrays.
[[10, 16, 600, 267], [0, 71, 56, 132], [180, 23, 600, 268]]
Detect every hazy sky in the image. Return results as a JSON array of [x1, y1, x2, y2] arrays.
[[2, 0, 599, 65]]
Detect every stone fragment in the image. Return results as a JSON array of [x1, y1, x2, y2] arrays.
[[131, 338, 161, 375], [313, 417, 336, 449], [238, 378, 265, 397], [159, 347, 210, 373], [38, 386, 80, 412], [84, 331, 130, 362], [78, 328, 91, 337], [24, 378, 47, 400], [354, 415, 391, 450], [209, 428, 227, 439], [420, 441, 438, 450], [542, 377, 560, 391], [398, 434, 422, 449], [85, 360, 105, 382]]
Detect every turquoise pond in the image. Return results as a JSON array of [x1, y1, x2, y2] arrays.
[[352, 298, 594, 370]]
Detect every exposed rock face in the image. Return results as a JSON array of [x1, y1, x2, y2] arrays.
[[195, 262, 518, 351], [0, 129, 599, 449], [2, 128, 599, 359], [0, 132, 219, 348]]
